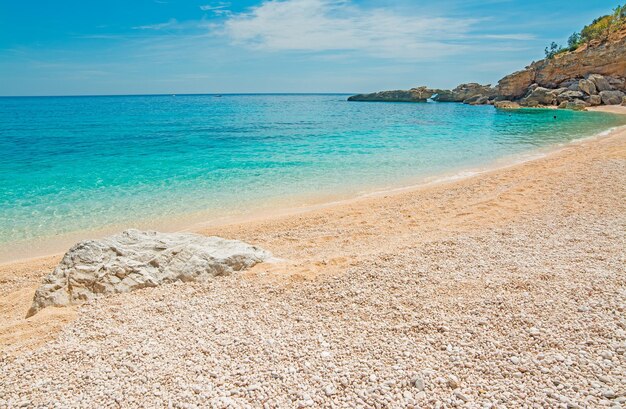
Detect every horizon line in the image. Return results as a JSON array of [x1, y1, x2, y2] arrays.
[[0, 92, 355, 98]]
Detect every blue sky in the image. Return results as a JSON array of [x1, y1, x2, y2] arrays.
[[0, 1, 621, 95]]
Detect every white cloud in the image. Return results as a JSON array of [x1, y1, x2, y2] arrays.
[[200, 2, 231, 13], [134, 18, 179, 30], [131, 1, 534, 62], [221, 0, 479, 59]]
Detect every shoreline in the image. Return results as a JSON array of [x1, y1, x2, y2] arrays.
[[0, 142, 583, 265], [3, 105, 626, 265], [2, 106, 625, 407], [0, 107, 626, 332]]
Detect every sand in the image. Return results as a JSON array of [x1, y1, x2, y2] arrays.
[[1, 107, 625, 407]]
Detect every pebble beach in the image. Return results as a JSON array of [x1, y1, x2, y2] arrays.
[[1, 109, 625, 408]]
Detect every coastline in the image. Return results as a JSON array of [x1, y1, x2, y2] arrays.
[[2, 105, 625, 265], [4, 3, 626, 405], [1, 106, 625, 354], [2, 107, 625, 407]]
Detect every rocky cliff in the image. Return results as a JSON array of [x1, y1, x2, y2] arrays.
[[498, 28, 626, 100], [348, 28, 626, 110]]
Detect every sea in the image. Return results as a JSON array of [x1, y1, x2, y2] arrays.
[[1, 94, 625, 261]]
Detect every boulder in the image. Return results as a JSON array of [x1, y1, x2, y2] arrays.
[[588, 74, 613, 92], [588, 95, 602, 106], [622, 96, 626, 106], [558, 79, 578, 88], [348, 87, 434, 102], [607, 76, 626, 91], [550, 87, 569, 97], [599, 90, 626, 105], [27, 229, 272, 317], [472, 96, 491, 105], [494, 100, 521, 109], [557, 90, 585, 103], [578, 79, 597, 95], [568, 83, 581, 92], [520, 87, 557, 107], [559, 99, 588, 111]]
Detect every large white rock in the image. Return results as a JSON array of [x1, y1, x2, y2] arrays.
[[27, 229, 272, 317]]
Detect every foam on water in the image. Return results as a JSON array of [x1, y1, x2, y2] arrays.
[[1, 94, 625, 261]]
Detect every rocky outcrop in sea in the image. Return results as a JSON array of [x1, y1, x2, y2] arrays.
[[432, 83, 497, 104], [347, 87, 434, 102]]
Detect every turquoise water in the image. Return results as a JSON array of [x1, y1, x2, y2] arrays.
[[1, 94, 625, 258]]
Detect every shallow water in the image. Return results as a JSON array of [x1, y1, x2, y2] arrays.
[[1, 94, 625, 256]]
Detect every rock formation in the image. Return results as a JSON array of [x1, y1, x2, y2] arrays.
[[347, 28, 626, 111], [519, 87, 558, 107], [577, 79, 596, 95], [495, 69, 536, 101], [494, 100, 521, 109], [496, 32, 626, 99], [599, 90, 626, 105], [347, 87, 434, 102], [432, 83, 497, 103], [27, 229, 272, 317]]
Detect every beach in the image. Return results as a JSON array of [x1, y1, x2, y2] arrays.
[[1, 106, 625, 407]]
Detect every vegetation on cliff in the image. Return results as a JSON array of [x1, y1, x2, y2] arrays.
[[545, 4, 625, 58]]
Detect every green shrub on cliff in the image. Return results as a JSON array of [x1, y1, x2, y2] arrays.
[[580, 15, 614, 43], [544, 3, 625, 58]]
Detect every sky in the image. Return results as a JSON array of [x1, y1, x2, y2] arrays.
[[0, 0, 622, 96]]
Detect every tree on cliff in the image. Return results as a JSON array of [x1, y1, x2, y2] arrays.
[[544, 42, 563, 59]]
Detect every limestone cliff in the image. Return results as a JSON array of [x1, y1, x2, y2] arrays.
[[498, 28, 626, 99], [348, 20, 626, 110]]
